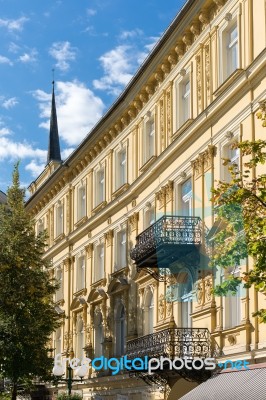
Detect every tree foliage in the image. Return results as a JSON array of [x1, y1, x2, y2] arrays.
[[210, 104, 266, 321], [0, 164, 61, 399]]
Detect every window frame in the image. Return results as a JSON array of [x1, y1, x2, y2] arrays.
[[143, 111, 156, 165], [77, 183, 86, 222]]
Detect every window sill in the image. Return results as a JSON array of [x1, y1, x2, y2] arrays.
[[139, 156, 157, 173], [112, 183, 130, 199], [54, 233, 65, 243], [213, 69, 244, 97], [92, 201, 107, 216], [74, 215, 88, 228], [172, 118, 194, 141], [73, 288, 87, 297]]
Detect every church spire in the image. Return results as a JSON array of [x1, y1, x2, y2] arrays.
[[47, 80, 61, 164]]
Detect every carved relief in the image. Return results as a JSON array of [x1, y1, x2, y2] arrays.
[[182, 32, 192, 50], [166, 89, 172, 139], [85, 243, 93, 258], [156, 188, 165, 210], [128, 212, 139, 232], [190, 22, 200, 38], [205, 44, 211, 105], [175, 42, 184, 60], [158, 294, 165, 320], [165, 180, 174, 203], [196, 54, 202, 114], [104, 230, 114, 247], [160, 98, 165, 150], [196, 281, 204, 305], [204, 145, 216, 172], [199, 9, 209, 28], [205, 278, 212, 302]]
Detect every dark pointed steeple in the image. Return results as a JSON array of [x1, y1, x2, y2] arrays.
[[47, 81, 61, 164]]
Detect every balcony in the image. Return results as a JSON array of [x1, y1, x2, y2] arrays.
[[127, 327, 215, 386], [130, 216, 202, 270]]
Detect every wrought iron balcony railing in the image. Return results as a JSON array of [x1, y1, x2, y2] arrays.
[[130, 216, 202, 269], [127, 327, 212, 360]]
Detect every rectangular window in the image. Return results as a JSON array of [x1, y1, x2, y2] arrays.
[[78, 186, 86, 220], [56, 203, 64, 237], [177, 75, 191, 129], [95, 168, 105, 206], [223, 141, 240, 182], [227, 24, 238, 78], [76, 256, 85, 292], [181, 179, 192, 216], [55, 268, 63, 302], [116, 148, 127, 190], [144, 116, 155, 163], [223, 266, 241, 329], [144, 206, 155, 229], [116, 230, 127, 270], [94, 244, 104, 282]]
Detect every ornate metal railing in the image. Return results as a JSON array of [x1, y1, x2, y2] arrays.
[[130, 216, 202, 263], [127, 328, 212, 360]]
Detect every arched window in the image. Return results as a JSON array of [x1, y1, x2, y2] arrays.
[[116, 304, 126, 356], [143, 288, 154, 335], [76, 317, 84, 360], [94, 311, 103, 358]]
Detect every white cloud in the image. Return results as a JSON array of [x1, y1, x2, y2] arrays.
[[87, 8, 97, 16], [145, 36, 160, 52], [2, 97, 18, 109], [0, 17, 28, 32], [49, 41, 77, 72], [25, 160, 45, 177], [93, 45, 145, 95], [32, 80, 105, 146], [119, 29, 143, 40], [0, 127, 12, 136], [0, 55, 13, 66], [18, 49, 38, 63], [0, 136, 46, 162]]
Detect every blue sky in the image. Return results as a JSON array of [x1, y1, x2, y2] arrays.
[[0, 0, 186, 193]]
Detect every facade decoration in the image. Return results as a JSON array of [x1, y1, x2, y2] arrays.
[[25, 0, 266, 398]]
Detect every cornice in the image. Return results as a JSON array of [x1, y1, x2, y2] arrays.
[[27, 0, 229, 211]]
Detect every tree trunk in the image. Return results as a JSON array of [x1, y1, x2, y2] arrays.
[[11, 382, 17, 400]]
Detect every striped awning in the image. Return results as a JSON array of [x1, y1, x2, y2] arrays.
[[179, 366, 266, 400]]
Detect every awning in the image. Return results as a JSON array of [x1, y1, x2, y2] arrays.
[[179, 366, 266, 400]]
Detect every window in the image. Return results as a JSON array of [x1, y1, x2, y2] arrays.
[[221, 19, 239, 82], [55, 268, 63, 301], [181, 179, 192, 216], [76, 317, 84, 360], [95, 168, 105, 206], [56, 202, 64, 237], [143, 114, 155, 164], [116, 305, 126, 356], [94, 311, 103, 358], [94, 243, 104, 282], [115, 148, 127, 190], [176, 73, 191, 129], [223, 266, 241, 329], [143, 288, 154, 335], [223, 140, 240, 181], [144, 206, 155, 229], [115, 229, 127, 270], [77, 185, 86, 220], [76, 255, 85, 292], [55, 328, 62, 357], [180, 273, 193, 328], [37, 218, 44, 236]]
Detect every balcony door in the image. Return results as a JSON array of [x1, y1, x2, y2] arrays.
[[180, 272, 193, 328], [181, 179, 192, 216]]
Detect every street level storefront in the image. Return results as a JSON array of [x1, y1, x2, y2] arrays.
[[179, 363, 266, 400]]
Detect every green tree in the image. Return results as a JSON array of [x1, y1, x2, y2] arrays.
[[0, 164, 61, 400], [210, 103, 266, 321]]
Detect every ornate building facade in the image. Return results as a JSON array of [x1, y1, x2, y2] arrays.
[[26, 0, 266, 398]]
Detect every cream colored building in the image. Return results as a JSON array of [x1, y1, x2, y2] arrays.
[[26, 0, 266, 398]]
